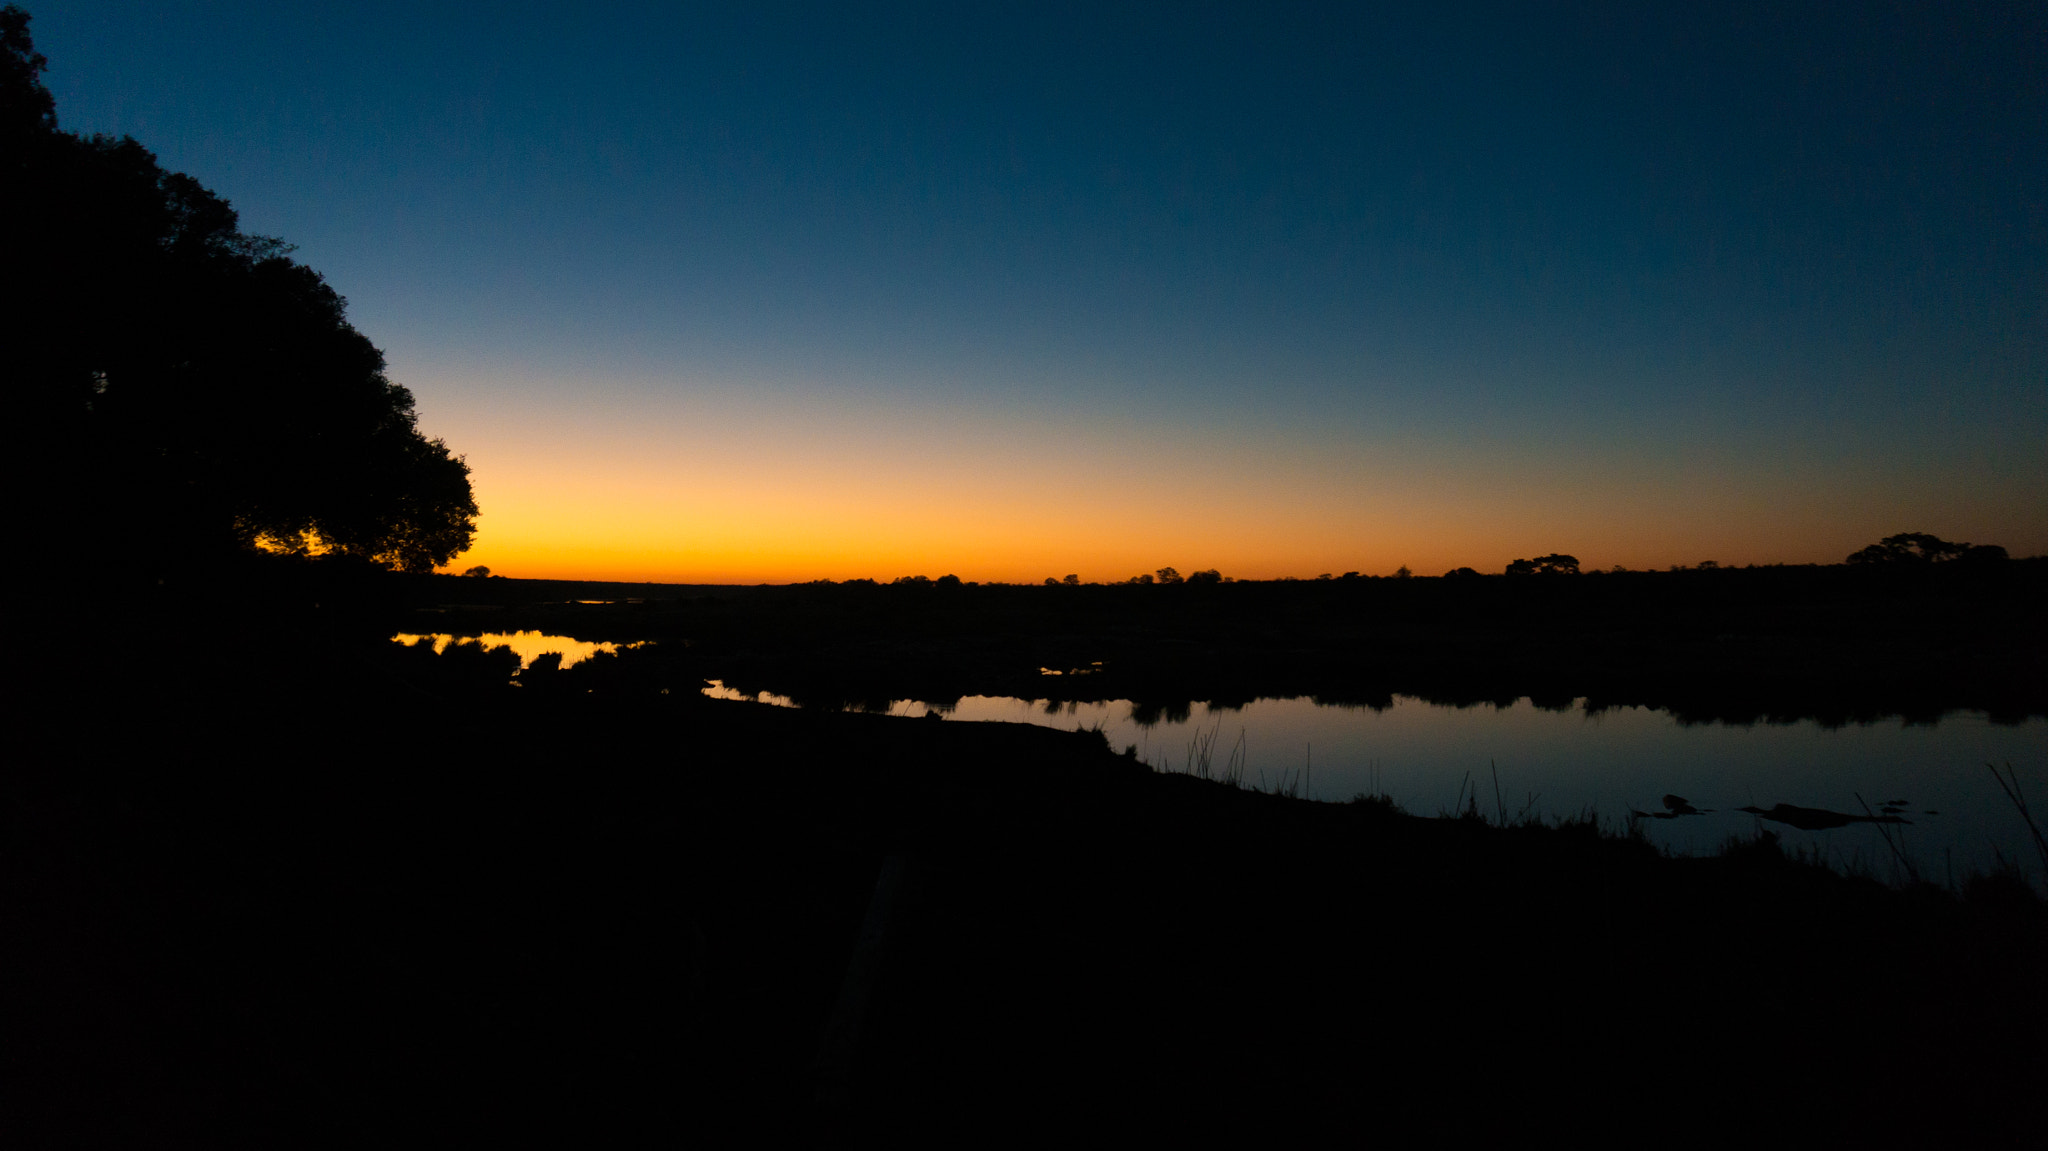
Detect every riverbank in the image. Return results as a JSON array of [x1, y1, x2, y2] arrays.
[[374, 557, 2048, 725], [11, 620, 2045, 1143]]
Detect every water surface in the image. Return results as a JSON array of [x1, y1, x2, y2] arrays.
[[704, 682, 2046, 885], [394, 631, 636, 669]]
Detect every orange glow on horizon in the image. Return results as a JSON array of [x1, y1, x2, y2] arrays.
[[440, 457, 1982, 585], [410, 372, 2048, 586]]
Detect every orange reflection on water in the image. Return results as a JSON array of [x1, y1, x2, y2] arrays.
[[392, 631, 640, 669]]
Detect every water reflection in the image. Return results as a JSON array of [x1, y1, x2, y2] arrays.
[[700, 681, 2046, 882], [702, 681, 798, 708], [393, 631, 640, 670]]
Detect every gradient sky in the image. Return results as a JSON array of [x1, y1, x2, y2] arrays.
[[32, 2, 2048, 581]]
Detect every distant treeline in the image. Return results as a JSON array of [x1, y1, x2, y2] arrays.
[[769, 531, 2020, 588], [56, 529, 2040, 727], [363, 545, 2047, 727]]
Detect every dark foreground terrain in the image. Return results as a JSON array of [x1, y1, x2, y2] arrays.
[[9, 582, 2046, 1145]]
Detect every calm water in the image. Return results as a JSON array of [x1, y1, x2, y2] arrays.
[[393, 631, 638, 669], [704, 681, 2047, 885]]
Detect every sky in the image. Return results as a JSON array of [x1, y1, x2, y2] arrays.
[[30, 2, 2048, 581]]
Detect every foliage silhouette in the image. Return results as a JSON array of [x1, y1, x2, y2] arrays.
[[1505, 553, 1581, 576], [1848, 532, 2007, 566], [4, 6, 476, 576]]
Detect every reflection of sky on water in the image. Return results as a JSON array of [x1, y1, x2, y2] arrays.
[[702, 683, 2047, 884], [393, 632, 631, 670], [702, 682, 799, 708]]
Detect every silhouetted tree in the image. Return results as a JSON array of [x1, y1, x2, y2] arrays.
[[4, 6, 476, 576], [1186, 569, 1222, 585], [1846, 533, 2003, 566], [0, 4, 51, 144], [1155, 567, 1184, 584], [1505, 554, 1580, 576]]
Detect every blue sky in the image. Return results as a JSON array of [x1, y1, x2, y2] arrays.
[[30, 2, 2047, 579]]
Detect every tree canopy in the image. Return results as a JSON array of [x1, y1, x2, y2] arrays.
[[1505, 553, 1580, 576], [1846, 533, 2006, 566], [3, 5, 476, 575]]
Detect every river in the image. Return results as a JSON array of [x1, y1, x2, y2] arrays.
[[709, 680, 2045, 886]]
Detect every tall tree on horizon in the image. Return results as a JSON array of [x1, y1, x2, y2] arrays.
[[2, 4, 477, 576]]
